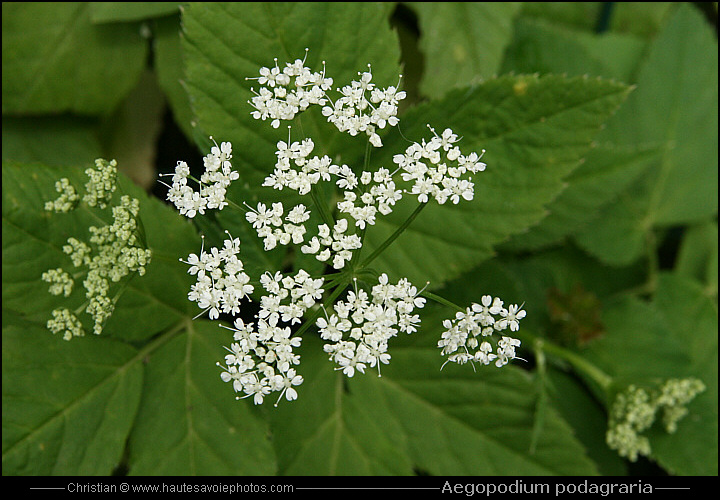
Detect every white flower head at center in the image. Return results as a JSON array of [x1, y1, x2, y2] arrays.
[[320, 275, 426, 377], [216, 267, 322, 406]]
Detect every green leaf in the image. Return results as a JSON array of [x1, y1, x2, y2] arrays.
[[2, 116, 103, 167], [268, 332, 414, 475], [675, 221, 718, 299], [501, 143, 658, 252], [2, 312, 143, 475], [584, 296, 691, 384], [90, 2, 182, 23], [652, 273, 717, 386], [2, 2, 147, 115], [127, 319, 276, 475], [154, 15, 196, 140], [518, 2, 603, 32], [412, 2, 522, 99], [1, 161, 199, 342], [360, 74, 631, 287], [574, 4, 718, 265], [3, 162, 277, 476], [100, 69, 166, 190], [502, 17, 647, 83], [269, 316, 599, 475], [499, 19, 655, 251], [545, 368, 627, 475]]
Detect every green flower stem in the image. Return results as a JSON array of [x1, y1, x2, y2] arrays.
[[311, 182, 335, 229], [322, 273, 350, 292], [349, 223, 367, 270], [423, 290, 464, 312], [526, 331, 613, 393], [424, 290, 614, 394], [363, 137, 372, 171], [359, 202, 427, 269]]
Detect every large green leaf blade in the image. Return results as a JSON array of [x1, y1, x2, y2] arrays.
[[1, 312, 143, 475], [267, 333, 414, 476], [2, 2, 147, 115], [501, 144, 658, 251], [498, 18, 656, 251], [2, 116, 103, 167], [574, 4, 718, 265], [378, 342, 599, 476], [127, 319, 276, 475]]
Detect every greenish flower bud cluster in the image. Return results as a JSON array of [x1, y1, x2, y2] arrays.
[[43, 160, 152, 340], [46, 308, 85, 341], [83, 158, 118, 209], [44, 178, 80, 213], [606, 378, 706, 461], [41, 268, 74, 297]]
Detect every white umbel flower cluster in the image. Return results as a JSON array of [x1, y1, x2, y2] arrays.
[[214, 269, 325, 406], [162, 138, 238, 218], [248, 51, 405, 147], [394, 126, 486, 205], [181, 232, 254, 320], [319, 274, 426, 377], [166, 51, 521, 406], [438, 296, 524, 368], [247, 50, 333, 129], [260, 125, 486, 234], [321, 65, 405, 147]]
